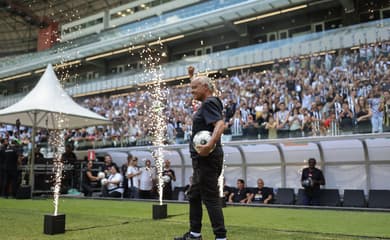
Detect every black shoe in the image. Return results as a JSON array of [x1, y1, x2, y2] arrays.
[[174, 232, 202, 240]]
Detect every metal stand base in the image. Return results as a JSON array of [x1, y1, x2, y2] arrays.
[[152, 204, 167, 220], [44, 214, 65, 235]]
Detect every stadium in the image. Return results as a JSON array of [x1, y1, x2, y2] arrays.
[[1, 0, 390, 239]]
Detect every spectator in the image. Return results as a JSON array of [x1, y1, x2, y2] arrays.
[[384, 90, 390, 132], [301, 158, 325, 205], [166, 118, 176, 144], [139, 159, 156, 199], [162, 159, 176, 200], [311, 103, 326, 136], [228, 179, 251, 204], [121, 154, 132, 197], [256, 103, 270, 139], [302, 109, 313, 137], [101, 154, 114, 177], [354, 96, 372, 133], [368, 90, 384, 133], [265, 115, 277, 139], [61, 144, 77, 190], [242, 115, 258, 139], [229, 109, 244, 136], [289, 108, 303, 138], [126, 157, 141, 199], [339, 102, 354, 135], [175, 118, 186, 144], [276, 102, 290, 138], [34, 146, 44, 163], [248, 178, 274, 204], [101, 164, 123, 198], [224, 99, 236, 123], [82, 161, 100, 197], [323, 110, 337, 135]]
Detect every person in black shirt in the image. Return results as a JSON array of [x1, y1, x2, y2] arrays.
[[0, 138, 5, 196], [174, 73, 227, 240], [339, 102, 354, 135], [82, 161, 99, 197], [248, 178, 274, 204], [62, 144, 77, 165], [228, 178, 251, 204], [162, 159, 176, 200], [101, 154, 114, 176], [0, 138, 21, 198], [301, 158, 325, 205], [61, 144, 77, 191]]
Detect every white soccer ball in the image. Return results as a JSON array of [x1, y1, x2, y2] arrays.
[[193, 130, 215, 153], [97, 172, 105, 179], [162, 175, 171, 183], [101, 178, 108, 185]]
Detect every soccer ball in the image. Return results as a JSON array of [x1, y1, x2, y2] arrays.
[[101, 178, 108, 185], [162, 175, 171, 183], [193, 130, 215, 153], [302, 178, 313, 188], [97, 172, 105, 179]]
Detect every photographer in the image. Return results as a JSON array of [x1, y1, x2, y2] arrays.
[[301, 158, 325, 205]]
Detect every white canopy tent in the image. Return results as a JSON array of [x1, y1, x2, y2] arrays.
[[0, 64, 111, 196]]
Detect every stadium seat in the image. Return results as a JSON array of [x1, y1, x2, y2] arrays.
[[296, 189, 340, 206], [368, 190, 390, 208], [319, 189, 341, 206], [342, 189, 366, 208], [274, 188, 295, 205], [296, 189, 305, 205]]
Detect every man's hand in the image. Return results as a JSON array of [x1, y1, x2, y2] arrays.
[[195, 143, 213, 156]]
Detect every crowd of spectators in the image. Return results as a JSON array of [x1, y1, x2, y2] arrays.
[[75, 42, 390, 147], [1, 43, 390, 151]]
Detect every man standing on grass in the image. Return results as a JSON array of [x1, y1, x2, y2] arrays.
[[301, 158, 325, 205], [0, 138, 20, 198], [174, 68, 227, 240]]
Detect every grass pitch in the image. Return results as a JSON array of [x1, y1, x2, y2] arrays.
[[1, 198, 390, 240]]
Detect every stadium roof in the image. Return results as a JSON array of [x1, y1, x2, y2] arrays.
[[0, 0, 134, 57]]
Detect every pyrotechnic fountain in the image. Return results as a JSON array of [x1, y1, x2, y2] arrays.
[[139, 40, 169, 219], [39, 5, 81, 234], [44, 120, 66, 235]]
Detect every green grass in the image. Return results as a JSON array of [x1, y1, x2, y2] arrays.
[[1, 198, 390, 240]]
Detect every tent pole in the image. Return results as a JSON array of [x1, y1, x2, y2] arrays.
[[29, 111, 37, 198]]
